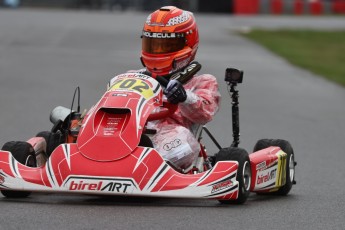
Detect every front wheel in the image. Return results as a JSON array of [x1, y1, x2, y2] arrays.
[[215, 147, 251, 204], [1, 141, 37, 198], [253, 139, 296, 195]]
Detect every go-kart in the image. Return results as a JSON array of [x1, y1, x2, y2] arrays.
[[0, 64, 296, 204]]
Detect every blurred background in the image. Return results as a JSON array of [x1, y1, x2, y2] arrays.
[[1, 0, 345, 15]]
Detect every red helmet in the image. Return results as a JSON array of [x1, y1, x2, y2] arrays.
[[141, 6, 199, 76]]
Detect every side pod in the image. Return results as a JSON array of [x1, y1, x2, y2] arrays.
[[249, 147, 287, 192]]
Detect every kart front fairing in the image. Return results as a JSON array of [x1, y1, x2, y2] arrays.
[[0, 73, 241, 200], [77, 73, 163, 161], [0, 144, 239, 199]]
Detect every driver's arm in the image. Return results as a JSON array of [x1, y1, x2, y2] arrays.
[[179, 74, 221, 124]]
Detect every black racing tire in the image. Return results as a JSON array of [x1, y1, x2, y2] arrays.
[[215, 147, 251, 204], [36, 131, 64, 157], [253, 139, 296, 196], [1, 141, 37, 198]]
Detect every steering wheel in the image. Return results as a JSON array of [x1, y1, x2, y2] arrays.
[[140, 62, 201, 121]]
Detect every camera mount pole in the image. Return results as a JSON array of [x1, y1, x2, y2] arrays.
[[230, 82, 240, 148], [224, 67, 243, 148]]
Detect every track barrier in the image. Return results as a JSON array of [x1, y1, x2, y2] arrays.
[[233, 0, 345, 15]]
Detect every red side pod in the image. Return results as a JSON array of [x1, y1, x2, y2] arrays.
[[249, 147, 287, 192]]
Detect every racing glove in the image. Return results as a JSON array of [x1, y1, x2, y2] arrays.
[[164, 79, 187, 104]]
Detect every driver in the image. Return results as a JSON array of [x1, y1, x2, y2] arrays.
[[37, 6, 220, 171], [111, 6, 221, 170]]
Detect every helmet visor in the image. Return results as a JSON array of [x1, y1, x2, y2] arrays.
[[142, 32, 186, 54]]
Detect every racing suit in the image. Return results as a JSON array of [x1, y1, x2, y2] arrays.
[[111, 70, 221, 170]]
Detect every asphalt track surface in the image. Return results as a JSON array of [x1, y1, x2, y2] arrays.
[[1, 9, 345, 230]]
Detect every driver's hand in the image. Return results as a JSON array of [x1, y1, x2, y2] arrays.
[[164, 79, 187, 104]]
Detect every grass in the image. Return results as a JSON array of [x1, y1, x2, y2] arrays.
[[239, 29, 345, 87]]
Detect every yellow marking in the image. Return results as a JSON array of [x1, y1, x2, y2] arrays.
[[275, 150, 287, 187], [109, 78, 154, 100]]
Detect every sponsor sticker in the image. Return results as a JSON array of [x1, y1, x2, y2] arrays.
[[142, 32, 182, 39], [211, 180, 233, 194], [65, 177, 137, 194], [256, 161, 267, 171], [172, 57, 191, 72], [103, 117, 123, 136], [257, 168, 277, 185], [163, 139, 182, 151], [112, 93, 128, 97]]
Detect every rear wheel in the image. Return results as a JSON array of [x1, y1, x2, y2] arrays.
[[215, 147, 251, 204], [1, 141, 37, 198], [253, 139, 296, 195]]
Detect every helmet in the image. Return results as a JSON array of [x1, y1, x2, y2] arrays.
[[141, 6, 199, 76]]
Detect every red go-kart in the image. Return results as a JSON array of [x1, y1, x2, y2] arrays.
[[0, 66, 296, 204]]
